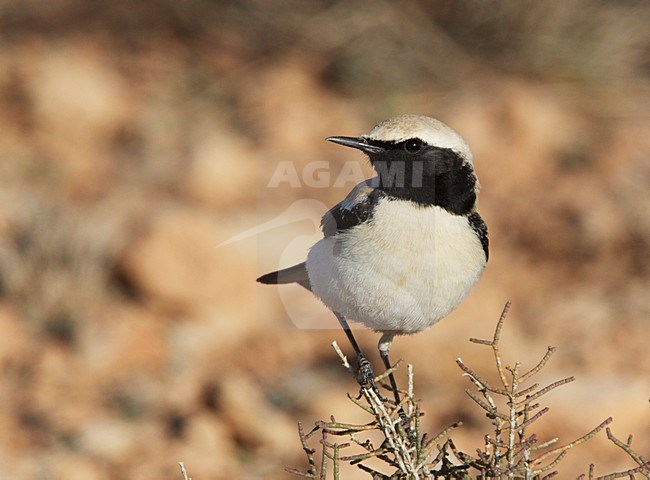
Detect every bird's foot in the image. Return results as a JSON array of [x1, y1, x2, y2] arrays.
[[397, 408, 417, 442], [355, 355, 386, 401], [398, 408, 410, 426]]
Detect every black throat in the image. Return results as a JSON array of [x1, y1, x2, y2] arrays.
[[368, 142, 477, 215]]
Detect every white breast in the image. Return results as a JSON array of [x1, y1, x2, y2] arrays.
[[306, 200, 486, 334]]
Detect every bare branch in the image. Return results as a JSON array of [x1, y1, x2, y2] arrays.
[[331, 341, 351, 372], [516, 377, 575, 405], [520, 346, 557, 383], [178, 462, 192, 480], [606, 428, 650, 477], [532, 418, 613, 467]]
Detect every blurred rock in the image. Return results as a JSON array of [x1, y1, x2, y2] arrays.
[[183, 120, 258, 209], [118, 207, 256, 310], [80, 417, 140, 462], [217, 372, 296, 455], [174, 413, 240, 479], [243, 56, 366, 150], [79, 305, 167, 379], [0, 303, 32, 368], [28, 44, 131, 140], [24, 43, 134, 199], [49, 455, 108, 480]]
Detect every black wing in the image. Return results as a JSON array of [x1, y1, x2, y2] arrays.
[[468, 211, 489, 261], [257, 180, 381, 290], [321, 180, 381, 237]]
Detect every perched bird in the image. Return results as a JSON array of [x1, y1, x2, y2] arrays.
[[257, 114, 488, 405]]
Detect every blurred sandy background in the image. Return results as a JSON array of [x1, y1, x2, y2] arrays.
[[0, 0, 648, 478]]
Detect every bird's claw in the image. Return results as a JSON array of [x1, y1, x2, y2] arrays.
[[355, 355, 387, 401], [355, 356, 417, 443], [398, 409, 417, 442]]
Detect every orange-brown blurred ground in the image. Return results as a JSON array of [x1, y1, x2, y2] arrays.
[[0, 1, 648, 478]]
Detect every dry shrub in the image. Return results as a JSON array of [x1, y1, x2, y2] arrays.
[[286, 303, 649, 479]]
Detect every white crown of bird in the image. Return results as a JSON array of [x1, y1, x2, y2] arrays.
[[363, 114, 473, 166]]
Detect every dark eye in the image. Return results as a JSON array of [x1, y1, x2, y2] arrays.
[[404, 139, 423, 153]]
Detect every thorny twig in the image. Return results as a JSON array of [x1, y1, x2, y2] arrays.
[[287, 302, 648, 479], [177, 462, 192, 480]]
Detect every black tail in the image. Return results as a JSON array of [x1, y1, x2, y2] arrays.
[[257, 262, 311, 290]]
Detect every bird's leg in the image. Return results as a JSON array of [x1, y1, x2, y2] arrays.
[[378, 333, 400, 406], [378, 333, 400, 405], [378, 333, 412, 429], [333, 311, 383, 398]]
